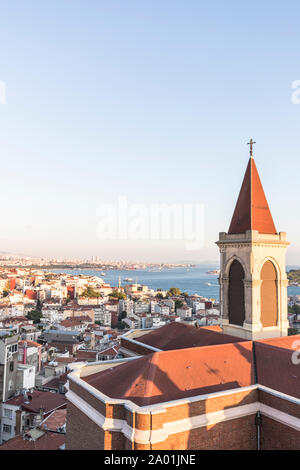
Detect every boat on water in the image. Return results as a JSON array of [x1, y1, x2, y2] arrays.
[[206, 270, 220, 275], [124, 278, 133, 282]]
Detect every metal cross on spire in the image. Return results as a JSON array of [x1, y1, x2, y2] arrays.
[[247, 138, 256, 157]]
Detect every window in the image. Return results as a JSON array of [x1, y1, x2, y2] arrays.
[[4, 408, 12, 419], [228, 260, 245, 327], [9, 362, 14, 372], [3, 424, 12, 434]]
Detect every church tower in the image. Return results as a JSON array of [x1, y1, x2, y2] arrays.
[[216, 140, 290, 340]]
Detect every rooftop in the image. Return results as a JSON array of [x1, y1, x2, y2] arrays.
[[255, 335, 300, 398], [40, 408, 66, 432], [81, 333, 300, 406], [5, 390, 66, 413], [0, 431, 65, 450], [133, 323, 247, 351], [83, 341, 255, 406]]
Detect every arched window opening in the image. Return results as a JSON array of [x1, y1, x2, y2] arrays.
[[228, 260, 245, 327], [260, 261, 277, 327]]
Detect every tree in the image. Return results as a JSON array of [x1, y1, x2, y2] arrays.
[[80, 286, 101, 298], [2, 290, 9, 298], [293, 304, 300, 315], [288, 328, 300, 336], [109, 290, 126, 300], [119, 310, 127, 320], [167, 287, 181, 297], [156, 293, 164, 299], [26, 309, 43, 324], [116, 320, 126, 330], [175, 300, 184, 309]]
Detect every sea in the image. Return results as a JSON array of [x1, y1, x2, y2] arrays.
[[52, 266, 300, 301]]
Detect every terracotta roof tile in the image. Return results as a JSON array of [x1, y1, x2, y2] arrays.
[[135, 322, 247, 351], [41, 409, 66, 432], [83, 341, 254, 406], [0, 432, 65, 450], [254, 335, 300, 399], [5, 390, 66, 413]]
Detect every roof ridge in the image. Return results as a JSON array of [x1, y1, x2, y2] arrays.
[[254, 339, 299, 352], [143, 352, 160, 405], [121, 354, 154, 399]]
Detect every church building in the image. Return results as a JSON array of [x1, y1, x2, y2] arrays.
[[65, 144, 300, 450], [217, 142, 289, 340]]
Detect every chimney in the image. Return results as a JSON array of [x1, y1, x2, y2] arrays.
[[15, 409, 22, 435], [90, 331, 95, 349]]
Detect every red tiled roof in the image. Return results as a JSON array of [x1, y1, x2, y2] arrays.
[[5, 390, 66, 413], [41, 409, 66, 432], [60, 315, 92, 328], [99, 345, 120, 356], [0, 432, 65, 450], [43, 377, 60, 390], [255, 335, 300, 399], [135, 322, 247, 351], [228, 157, 277, 234], [83, 341, 255, 406], [75, 350, 98, 360]]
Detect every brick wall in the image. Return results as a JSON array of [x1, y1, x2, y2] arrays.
[[260, 416, 300, 450], [66, 375, 299, 450], [259, 389, 300, 418], [66, 401, 105, 450], [152, 415, 257, 450]]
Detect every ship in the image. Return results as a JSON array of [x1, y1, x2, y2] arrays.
[[206, 270, 220, 275]]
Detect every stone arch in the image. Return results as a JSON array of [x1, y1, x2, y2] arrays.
[[228, 259, 245, 327], [260, 260, 278, 327], [225, 255, 248, 278], [258, 256, 281, 281]]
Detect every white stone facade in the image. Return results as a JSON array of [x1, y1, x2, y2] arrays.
[[216, 229, 290, 340]]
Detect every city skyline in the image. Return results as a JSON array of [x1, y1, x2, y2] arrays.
[[1, 2, 300, 263]]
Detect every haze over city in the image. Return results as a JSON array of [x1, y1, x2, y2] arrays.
[[1, 1, 300, 263]]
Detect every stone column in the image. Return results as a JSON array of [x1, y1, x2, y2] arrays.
[[243, 279, 262, 331], [220, 276, 229, 324]]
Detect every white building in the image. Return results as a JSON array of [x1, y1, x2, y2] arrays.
[[176, 306, 193, 319], [16, 364, 35, 391]]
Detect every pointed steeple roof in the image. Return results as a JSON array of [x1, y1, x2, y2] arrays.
[[228, 156, 277, 235]]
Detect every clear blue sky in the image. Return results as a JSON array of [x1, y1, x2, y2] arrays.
[[1, 1, 300, 263]]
